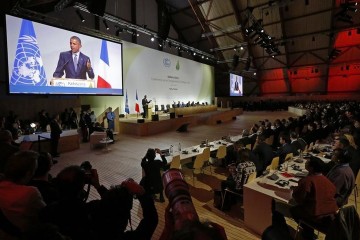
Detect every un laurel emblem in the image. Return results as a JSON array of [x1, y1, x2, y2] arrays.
[[10, 35, 47, 86]]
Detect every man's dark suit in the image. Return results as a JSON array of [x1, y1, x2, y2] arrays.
[[252, 142, 274, 175], [53, 51, 94, 80], [276, 143, 297, 164]]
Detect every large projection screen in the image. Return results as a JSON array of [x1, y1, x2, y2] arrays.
[[5, 14, 123, 95], [122, 41, 214, 111]]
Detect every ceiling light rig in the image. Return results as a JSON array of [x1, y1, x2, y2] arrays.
[[244, 12, 280, 56], [103, 19, 109, 30], [335, 2, 358, 24], [72, 2, 217, 63], [76, 9, 85, 22]]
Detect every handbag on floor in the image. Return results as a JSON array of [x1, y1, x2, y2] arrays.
[[213, 190, 222, 209]]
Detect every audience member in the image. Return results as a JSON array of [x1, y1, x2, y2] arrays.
[[252, 134, 274, 175], [276, 133, 297, 164], [289, 131, 306, 154], [79, 110, 89, 142], [0, 130, 20, 173], [41, 166, 157, 240], [289, 156, 338, 239], [38, 109, 49, 132], [28, 152, 60, 205], [93, 122, 114, 141], [140, 148, 167, 202], [106, 107, 115, 131], [334, 136, 360, 177], [68, 107, 78, 129], [89, 179, 158, 240], [326, 148, 355, 207], [50, 113, 62, 158], [60, 108, 70, 130], [40, 165, 107, 240], [220, 148, 256, 210], [0, 151, 45, 238]]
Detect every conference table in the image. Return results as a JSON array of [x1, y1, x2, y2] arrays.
[[243, 144, 332, 236], [161, 134, 244, 163]]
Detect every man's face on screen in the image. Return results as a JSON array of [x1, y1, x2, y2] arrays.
[[70, 39, 81, 53]]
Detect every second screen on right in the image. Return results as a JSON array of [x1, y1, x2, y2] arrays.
[[230, 73, 243, 96]]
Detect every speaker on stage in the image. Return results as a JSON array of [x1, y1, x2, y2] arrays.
[[137, 119, 145, 123], [170, 112, 176, 119], [152, 114, 159, 121], [177, 123, 190, 132]]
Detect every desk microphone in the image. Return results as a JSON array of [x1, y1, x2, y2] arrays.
[[58, 59, 71, 72]]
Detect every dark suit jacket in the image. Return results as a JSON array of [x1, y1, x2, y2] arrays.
[[252, 142, 274, 173], [53, 51, 95, 80], [276, 143, 296, 164]]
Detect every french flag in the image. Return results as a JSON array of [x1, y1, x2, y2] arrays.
[[97, 40, 111, 88], [135, 90, 140, 113]]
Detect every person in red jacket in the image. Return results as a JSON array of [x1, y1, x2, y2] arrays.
[[290, 156, 338, 239]]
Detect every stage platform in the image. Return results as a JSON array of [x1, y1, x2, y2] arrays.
[[118, 108, 243, 136], [16, 129, 80, 153]]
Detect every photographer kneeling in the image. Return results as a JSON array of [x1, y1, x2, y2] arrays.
[[41, 162, 158, 240]]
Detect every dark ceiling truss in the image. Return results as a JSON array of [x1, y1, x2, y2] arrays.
[[167, 0, 211, 15], [171, 11, 235, 33], [325, 0, 338, 93], [278, 6, 291, 94], [230, 1, 259, 78], [187, 0, 223, 61]]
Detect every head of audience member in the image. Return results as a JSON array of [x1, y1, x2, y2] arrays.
[[256, 134, 267, 144], [97, 185, 134, 232], [238, 148, 251, 163], [279, 133, 290, 145], [242, 129, 249, 137], [172, 221, 227, 240], [354, 117, 360, 129], [333, 136, 350, 150], [53, 165, 86, 199], [306, 156, 324, 175], [33, 152, 53, 180], [3, 150, 39, 184], [266, 121, 272, 129], [290, 131, 298, 141], [307, 122, 316, 131], [331, 148, 350, 164], [143, 148, 156, 162], [0, 129, 13, 144], [250, 124, 259, 134]]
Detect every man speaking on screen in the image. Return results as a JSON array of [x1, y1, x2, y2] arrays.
[[53, 36, 95, 80]]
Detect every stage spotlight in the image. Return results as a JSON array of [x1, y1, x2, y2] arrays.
[[151, 36, 155, 41], [103, 19, 109, 30], [115, 27, 123, 36], [76, 10, 85, 22]]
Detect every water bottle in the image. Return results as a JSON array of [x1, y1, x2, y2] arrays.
[[206, 139, 209, 146], [169, 145, 173, 155], [178, 142, 181, 152]]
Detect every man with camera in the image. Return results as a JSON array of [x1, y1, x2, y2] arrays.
[[41, 162, 158, 240]]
